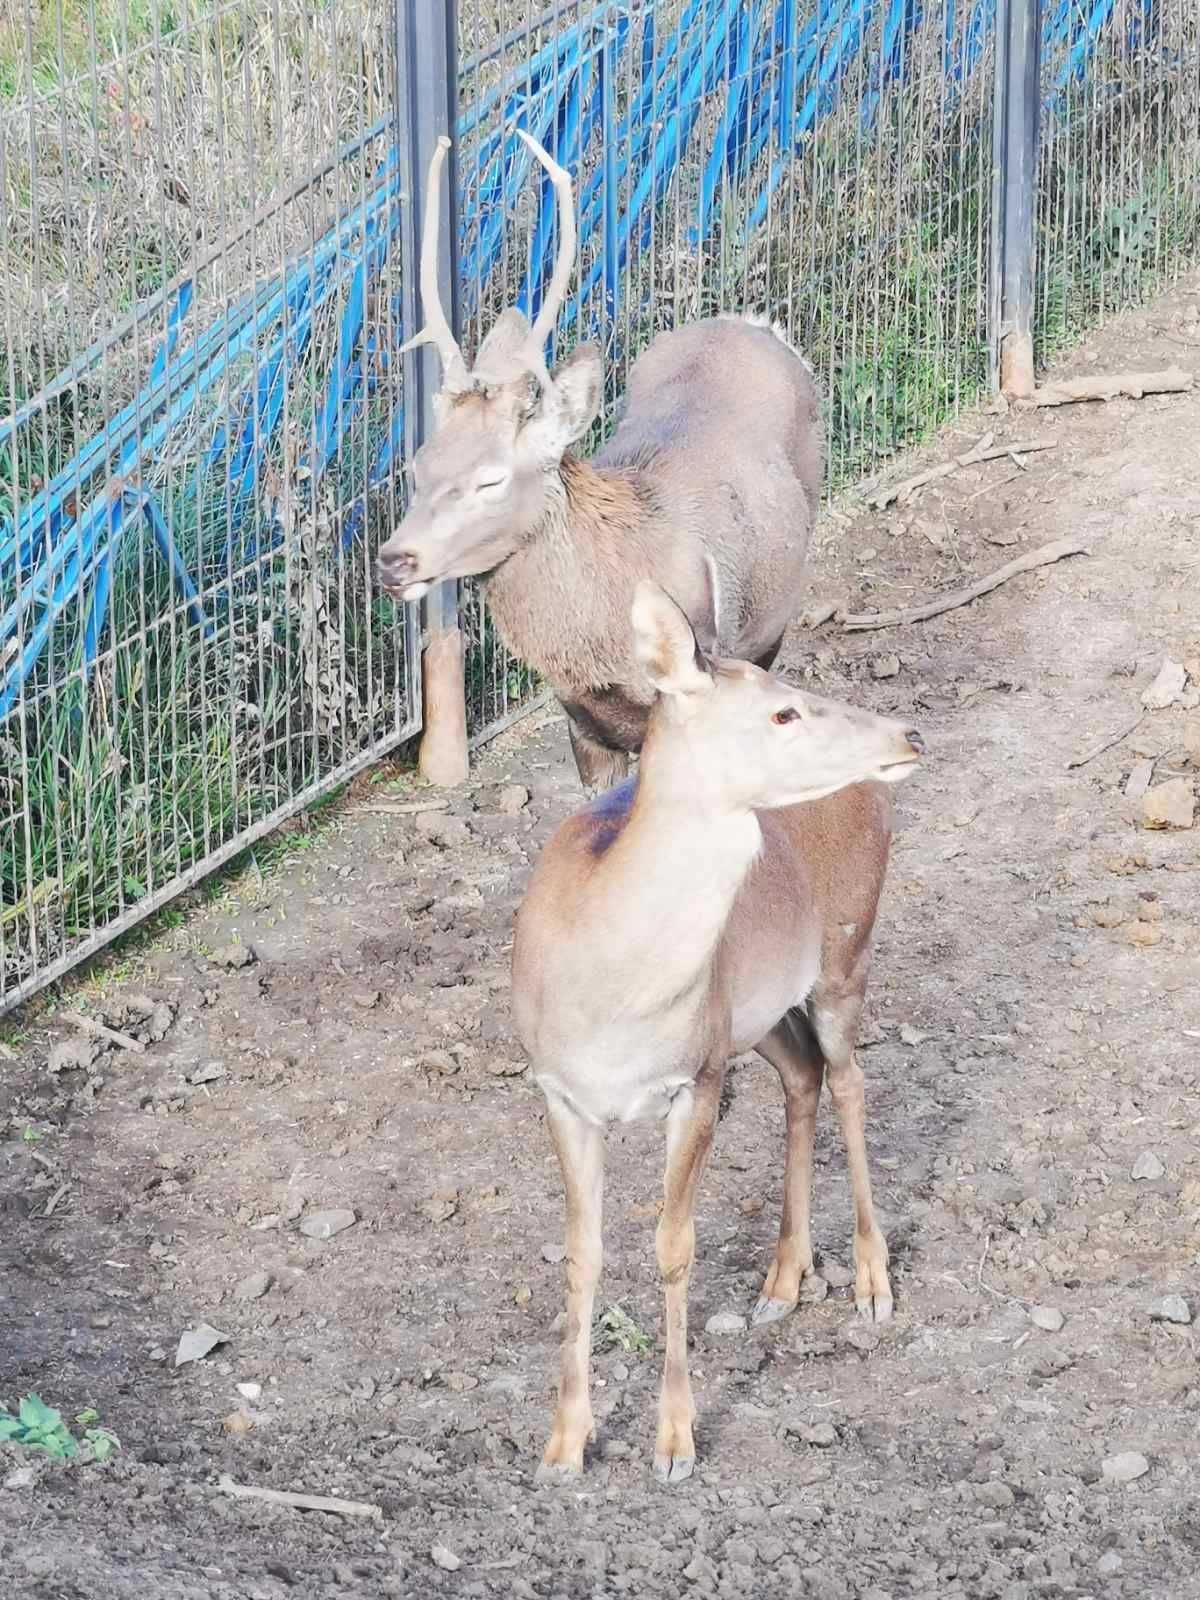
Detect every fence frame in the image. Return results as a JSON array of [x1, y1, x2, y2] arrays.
[[394, 0, 471, 787], [990, 0, 1043, 398]]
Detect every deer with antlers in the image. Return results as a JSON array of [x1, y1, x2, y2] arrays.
[[377, 132, 823, 793]]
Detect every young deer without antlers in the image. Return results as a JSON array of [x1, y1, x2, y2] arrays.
[[377, 132, 822, 794], [511, 567, 924, 1484]]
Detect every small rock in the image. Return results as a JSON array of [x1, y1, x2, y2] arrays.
[[430, 1544, 461, 1572], [236, 1382, 262, 1402], [799, 1274, 829, 1304], [1141, 778, 1195, 830], [1183, 715, 1200, 766], [611, 1362, 629, 1382], [416, 1048, 459, 1077], [820, 1260, 854, 1289], [417, 1190, 459, 1224], [541, 1242, 566, 1264], [299, 1208, 357, 1239], [223, 1410, 254, 1436], [871, 654, 901, 680], [1124, 918, 1162, 947], [1131, 1151, 1165, 1182], [843, 1323, 881, 1354], [445, 1371, 478, 1392], [513, 1283, 532, 1308], [738, 1195, 765, 1216], [494, 784, 530, 816], [1150, 1294, 1192, 1325], [802, 1422, 836, 1447], [415, 812, 471, 848], [705, 1311, 748, 1336], [189, 1060, 227, 1086], [975, 1481, 1015, 1509], [349, 990, 381, 1010], [4, 1466, 36, 1489], [1141, 657, 1186, 709], [175, 1322, 229, 1367], [1100, 1451, 1150, 1484], [48, 1037, 101, 1074], [1028, 1305, 1064, 1332], [210, 942, 255, 969], [1089, 901, 1127, 928], [486, 1057, 525, 1077], [899, 1024, 930, 1046], [234, 1270, 272, 1302], [1097, 1552, 1124, 1577], [1125, 760, 1155, 801]]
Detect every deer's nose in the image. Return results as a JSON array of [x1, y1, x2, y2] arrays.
[[904, 727, 925, 756], [377, 547, 417, 590]]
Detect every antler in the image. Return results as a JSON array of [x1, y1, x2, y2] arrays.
[[400, 135, 469, 389], [516, 129, 578, 366]]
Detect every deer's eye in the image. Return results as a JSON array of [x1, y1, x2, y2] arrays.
[[772, 707, 801, 726], [475, 475, 509, 496]]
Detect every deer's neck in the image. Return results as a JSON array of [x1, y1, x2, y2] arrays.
[[483, 457, 658, 693], [571, 759, 762, 1020]]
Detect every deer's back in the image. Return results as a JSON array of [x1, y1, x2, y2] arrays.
[[597, 316, 823, 663]]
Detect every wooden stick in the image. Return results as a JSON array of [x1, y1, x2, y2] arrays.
[[867, 438, 1052, 509], [1066, 712, 1144, 770], [60, 1010, 146, 1054], [1015, 367, 1193, 409], [216, 1474, 382, 1519], [840, 538, 1090, 632], [360, 798, 449, 815]]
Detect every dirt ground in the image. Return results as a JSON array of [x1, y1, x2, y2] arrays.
[[3, 277, 1200, 1600]]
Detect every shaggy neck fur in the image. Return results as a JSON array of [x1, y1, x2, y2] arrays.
[[482, 456, 665, 693]]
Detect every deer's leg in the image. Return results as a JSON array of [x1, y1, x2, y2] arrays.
[[751, 1009, 825, 1325], [537, 1098, 605, 1482], [809, 986, 893, 1323], [565, 712, 629, 797], [654, 1069, 722, 1485]]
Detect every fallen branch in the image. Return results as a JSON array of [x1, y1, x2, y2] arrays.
[[1066, 712, 1144, 770], [217, 1474, 382, 1520], [360, 797, 449, 816], [840, 538, 1090, 632], [59, 1010, 146, 1055], [868, 437, 1053, 510], [1015, 367, 1193, 409]]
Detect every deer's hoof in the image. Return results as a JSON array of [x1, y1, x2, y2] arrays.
[[751, 1294, 796, 1327], [855, 1289, 894, 1323], [653, 1451, 695, 1485]]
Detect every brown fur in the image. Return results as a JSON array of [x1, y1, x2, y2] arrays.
[[485, 317, 822, 746]]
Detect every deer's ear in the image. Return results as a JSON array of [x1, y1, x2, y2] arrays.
[[521, 343, 602, 457], [632, 580, 714, 701], [475, 307, 534, 377], [692, 553, 721, 665]]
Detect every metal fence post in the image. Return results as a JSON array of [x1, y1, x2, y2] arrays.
[[990, 0, 1041, 397], [395, 0, 469, 786]]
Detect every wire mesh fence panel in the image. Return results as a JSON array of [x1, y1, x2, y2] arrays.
[[0, 1, 420, 1012], [1037, 0, 1200, 358]]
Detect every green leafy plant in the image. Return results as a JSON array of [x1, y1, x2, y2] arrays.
[[0, 1394, 120, 1461], [593, 1303, 653, 1357]]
